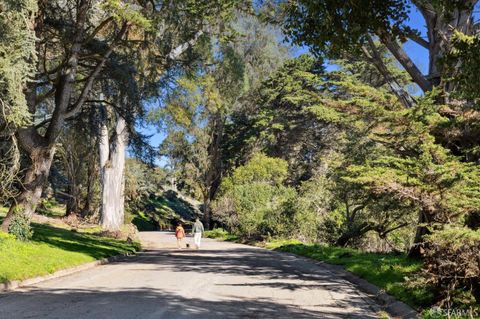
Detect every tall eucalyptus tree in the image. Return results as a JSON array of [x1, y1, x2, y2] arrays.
[[1, 0, 246, 232]]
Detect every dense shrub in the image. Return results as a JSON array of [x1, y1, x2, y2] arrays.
[[8, 212, 33, 241], [203, 228, 238, 241], [204, 228, 230, 238], [213, 153, 298, 239], [423, 228, 480, 310], [293, 175, 333, 242]]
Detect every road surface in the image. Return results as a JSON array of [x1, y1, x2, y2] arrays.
[[0, 232, 382, 318]]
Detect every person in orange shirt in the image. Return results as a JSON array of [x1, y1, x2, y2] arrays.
[[175, 223, 186, 249]]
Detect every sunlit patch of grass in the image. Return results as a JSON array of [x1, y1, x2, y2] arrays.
[[204, 228, 239, 241], [0, 223, 140, 283]]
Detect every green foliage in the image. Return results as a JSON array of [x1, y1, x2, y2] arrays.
[[101, 0, 151, 29], [282, 0, 411, 57], [224, 55, 421, 247], [203, 228, 238, 241], [447, 31, 480, 106], [151, 12, 291, 206], [292, 174, 334, 242], [343, 94, 480, 227], [226, 52, 480, 255], [8, 211, 33, 241], [0, 0, 36, 131], [36, 198, 65, 217], [213, 153, 297, 239], [0, 231, 16, 242], [224, 55, 329, 183], [125, 158, 166, 204], [227, 153, 288, 185]]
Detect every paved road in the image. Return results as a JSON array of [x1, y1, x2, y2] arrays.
[[0, 232, 382, 319]]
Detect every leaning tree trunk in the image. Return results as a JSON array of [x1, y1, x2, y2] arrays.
[[98, 108, 128, 231], [408, 209, 433, 258], [1, 143, 55, 231], [335, 223, 373, 247]]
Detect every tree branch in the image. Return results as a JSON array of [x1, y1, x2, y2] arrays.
[[379, 222, 409, 238], [45, 0, 93, 143], [406, 30, 429, 49], [83, 17, 114, 44], [381, 35, 433, 92], [164, 28, 208, 63], [362, 36, 416, 108], [64, 23, 129, 120]]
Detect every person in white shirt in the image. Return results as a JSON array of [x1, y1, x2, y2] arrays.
[[191, 218, 204, 249]]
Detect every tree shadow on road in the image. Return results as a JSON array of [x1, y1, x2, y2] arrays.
[[135, 248, 350, 285], [0, 286, 377, 319], [127, 248, 380, 315]]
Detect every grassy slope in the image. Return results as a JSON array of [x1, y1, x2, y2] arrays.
[[0, 208, 140, 284], [131, 191, 199, 231]]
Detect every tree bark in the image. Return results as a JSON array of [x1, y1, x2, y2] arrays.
[[65, 184, 80, 216], [1, 145, 55, 231], [202, 194, 211, 230], [202, 114, 226, 230], [99, 106, 128, 231], [335, 223, 373, 247], [415, 1, 475, 88], [382, 37, 433, 92], [1, 0, 91, 231], [408, 209, 433, 258], [362, 37, 415, 108], [81, 156, 97, 217]]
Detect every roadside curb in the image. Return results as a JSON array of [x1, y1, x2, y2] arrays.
[[0, 251, 137, 293], [274, 250, 419, 319]]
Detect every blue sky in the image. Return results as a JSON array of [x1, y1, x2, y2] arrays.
[[135, 3, 479, 165]]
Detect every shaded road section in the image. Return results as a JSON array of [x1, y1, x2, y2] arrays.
[[0, 232, 382, 318]]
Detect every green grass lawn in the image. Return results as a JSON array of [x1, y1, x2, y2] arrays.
[[265, 239, 431, 309], [204, 228, 239, 241], [0, 222, 140, 284]]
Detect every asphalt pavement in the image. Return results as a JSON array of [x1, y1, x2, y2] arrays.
[[0, 232, 382, 318]]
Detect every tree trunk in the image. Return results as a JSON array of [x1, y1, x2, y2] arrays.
[[99, 107, 128, 231], [65, 183, 80, 216], [335, 223, 373, 247], [408, 210, 433, 258], [202, 192, 211, 230], [202, 114, 225, 230], [423, 5, 474, 88], [1, 146, 55, 231], [409, 1, 475, 91], [81, 157, 96, 217]]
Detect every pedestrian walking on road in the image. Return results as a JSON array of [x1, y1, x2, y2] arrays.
[[175, 223, 186, 249], [192, 218, 204, 249]]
